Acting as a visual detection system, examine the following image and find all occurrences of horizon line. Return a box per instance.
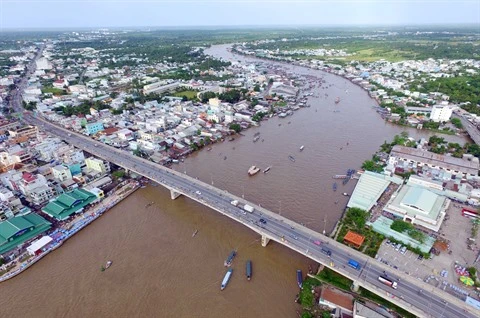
[1,23,478,32]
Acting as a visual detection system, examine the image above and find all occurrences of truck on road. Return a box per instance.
[378,276,398,289]
[243,204,254,213]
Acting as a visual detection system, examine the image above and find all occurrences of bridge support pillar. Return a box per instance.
[170,189,182,200]
[351,280,360,292]
[261,235,270,247]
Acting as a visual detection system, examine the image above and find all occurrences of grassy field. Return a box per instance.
[42,86,66,95]
[173,90,198,100]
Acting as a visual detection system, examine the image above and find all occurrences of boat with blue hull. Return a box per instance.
[297,269,303,289]
[224,250,236,267]
[246,260,252,281]
[332,183,337,191]
[221,269,233,291]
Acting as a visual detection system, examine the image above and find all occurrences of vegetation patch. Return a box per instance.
[316,268,352,291]
[390,220,426,244]
[173,90,198,100]
[336,208,385,257]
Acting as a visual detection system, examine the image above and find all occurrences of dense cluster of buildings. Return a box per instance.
[0,119,113,258]
[346,136,480,254]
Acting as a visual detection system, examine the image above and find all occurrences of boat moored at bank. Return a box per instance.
[296,269,303,289]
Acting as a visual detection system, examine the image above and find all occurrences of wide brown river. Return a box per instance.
[1,44,468,318]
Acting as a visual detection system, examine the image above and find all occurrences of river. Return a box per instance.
[0,44,469,318]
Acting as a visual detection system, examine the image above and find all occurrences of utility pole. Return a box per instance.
[323,216,327,235]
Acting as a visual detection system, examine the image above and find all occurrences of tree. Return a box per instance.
[112,170,126,179]
[253,84,260,92]
[229,123,241,133]
[346,208,368,229]
[200,91,216,103]
[451,118,463,129]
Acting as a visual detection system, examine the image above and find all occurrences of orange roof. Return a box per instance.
[320,287,354,310]
[344,230,365,246]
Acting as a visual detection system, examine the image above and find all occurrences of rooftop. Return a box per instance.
[0,213,52,254]
[347,171,402,212]
[391,145,479,176]
[42,188,96,221]
[386,185,447,223]
[343,230,365,247]
[367,216,435,253]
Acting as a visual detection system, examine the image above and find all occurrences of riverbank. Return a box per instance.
[0,179,140,283]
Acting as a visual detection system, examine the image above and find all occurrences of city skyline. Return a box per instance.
[1,0,479,29]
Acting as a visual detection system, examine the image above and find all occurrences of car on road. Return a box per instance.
[291,234,298,240]
[195,191,201,195]
[259,218,267,224]
[313,240,321,246]
[321,248,332,257]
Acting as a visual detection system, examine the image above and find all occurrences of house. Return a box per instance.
[318,286,354,316]
[53,79,68,89]
[85,157,110,175]
[85,122,104,135]
[343,231,365,249]
[117,128,134,141]
[18,172,55,205]
[52,165,73,182]
[353,301,394,318]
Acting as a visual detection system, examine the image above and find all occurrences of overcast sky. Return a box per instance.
[1,0,479,29]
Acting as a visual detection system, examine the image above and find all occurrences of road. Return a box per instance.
[453,113,480,145]
[10,45,479,318]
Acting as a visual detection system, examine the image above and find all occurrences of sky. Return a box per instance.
[0,0,479,29]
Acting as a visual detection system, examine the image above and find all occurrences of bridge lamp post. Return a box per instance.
[278,200,282,216]
[210,174,214,185]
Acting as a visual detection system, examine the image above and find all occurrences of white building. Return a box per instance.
[52,165,73,182]
[85,157,111,175]
[430,105,453,123]
[36,57,52,70]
